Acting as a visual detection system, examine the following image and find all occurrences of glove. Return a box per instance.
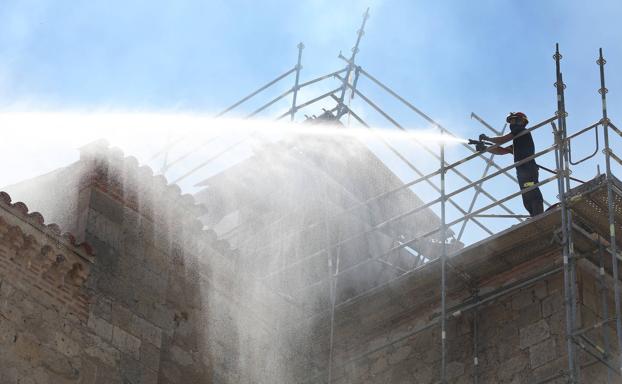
[475,142,487,152]
[479,133,491,142]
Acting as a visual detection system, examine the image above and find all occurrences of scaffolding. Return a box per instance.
[150,10,622,384]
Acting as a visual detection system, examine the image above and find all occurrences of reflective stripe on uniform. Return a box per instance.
[523,181,535,187]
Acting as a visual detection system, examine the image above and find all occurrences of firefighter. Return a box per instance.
[479,112,544,217]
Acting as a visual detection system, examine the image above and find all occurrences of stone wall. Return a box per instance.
[0,192,94,383]
[0,142,296,384]
[295,256,619,384]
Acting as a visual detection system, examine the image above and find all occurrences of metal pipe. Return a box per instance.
[608,121,622,138]
[326,201,339,383]
[277,87,342,120]
[458,123,510,240]
[297,68,348,89]
[598,236,613,384]
[388,175,558,255]
[573,317,615,338]
[573,335,621,376]
[561,68,582,381]
[301,266,563,384]
[440,131,448,383]
[261,160,559,287]
[351,64,547,189]
[216,67,296,117]
[473,290,479,384]
[553,44,577,383]
[471,214,531,219]
[336,8,369,119]
[171,137,250,184]
[161,135,222,172]
[604,149,622,167]
[290,43,304,121]
[246,87,295,118]
[598,47,622,377]
[335,74,528,219]
[340,103,494,236]
[471,112,502,136]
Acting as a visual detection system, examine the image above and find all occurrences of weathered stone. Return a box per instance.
[140,342,161,372]
[84,340,121,367]
[534,281,548,300]
[518,301,542,328]
[54,332,81,357]
[130,314,163,348]
[542,292,563,318]
[88,315,113,342]
[530,356,567,383]
[512,289,535,310]
[529,337,557,368]
[498,353,528,381]
[519,320,550,349]
[369,354,388,376]
[112,326,141,359]
[446,361,464,380]
[169,344,194,367]
[14,332,42,362]
[388,345,412,365]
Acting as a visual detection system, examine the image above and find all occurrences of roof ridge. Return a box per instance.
[0,190,95,258]
[79,140,237,259]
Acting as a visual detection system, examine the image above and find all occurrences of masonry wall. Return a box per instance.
[295,260,619,384]
[0,205,94,383]
[0,144,297,384]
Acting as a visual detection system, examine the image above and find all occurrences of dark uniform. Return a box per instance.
[510,122,544,217]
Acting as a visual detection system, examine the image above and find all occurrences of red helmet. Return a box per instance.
[506,112,528,125]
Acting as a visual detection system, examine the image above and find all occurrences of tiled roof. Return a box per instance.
[78,140,236,257]
[0,190,95,259]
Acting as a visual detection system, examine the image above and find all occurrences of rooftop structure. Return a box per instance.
[1,9,622,384]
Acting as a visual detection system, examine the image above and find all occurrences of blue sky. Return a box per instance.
[1,0,621,244]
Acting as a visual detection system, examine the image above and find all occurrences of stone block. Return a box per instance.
[512,289,535,310]
[140,342,161,372]
[529,356,566,383]
[529,337,557,368]
[446,361,464,380]
[112,326,141,359]
[88,315,113,342]
[542,293,563,318]
[84,340,120,368]
[519,320,550,349]
[388,345,412,365]
[498,352,528,381]
[518,302,542,328]
[91,296,112,322]
[169,344,194,367]
[54,332,81,357]
[130,315,163,348]
[14,332,42,362]
[142,368,159,384]
[534,281,548,300]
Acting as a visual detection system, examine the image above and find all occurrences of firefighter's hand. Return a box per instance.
[475,142,487,152]
[479,133,491,142]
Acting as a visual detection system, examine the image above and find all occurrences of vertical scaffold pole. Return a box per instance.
[472,291,479,384]
[290,42,304,121]
[336,8,369,119]
[554,43,577,383]
[598,238,613,384]
[598,47,622,376]
[440,130,448,383]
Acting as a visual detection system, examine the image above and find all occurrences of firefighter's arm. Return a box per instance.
[487,145,513,155]
[482,132,513,145]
